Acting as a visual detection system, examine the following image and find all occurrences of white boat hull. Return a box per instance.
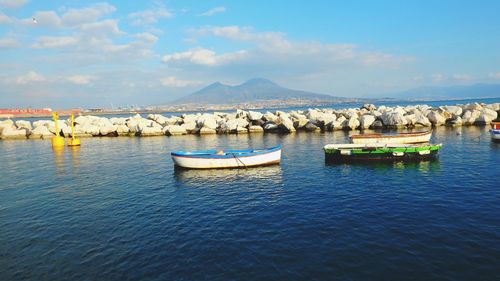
[350,131,432,144]
[172,149,281,169]
[491,129,500,140]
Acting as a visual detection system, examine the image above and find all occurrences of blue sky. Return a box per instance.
[1,0,500,108]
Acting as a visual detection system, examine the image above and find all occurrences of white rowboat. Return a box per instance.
[171,145,282,169]
[350,130,432,144]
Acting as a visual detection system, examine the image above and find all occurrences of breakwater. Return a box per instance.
[0,102,499,139]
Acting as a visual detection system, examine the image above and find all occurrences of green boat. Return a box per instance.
[323,143,442,163]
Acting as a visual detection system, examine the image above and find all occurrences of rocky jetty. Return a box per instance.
[1,102,499,140]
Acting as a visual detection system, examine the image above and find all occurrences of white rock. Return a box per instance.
[427,111,446,126]
[278,115,296,132]
[163,125,187,136]
[360,115,376,129]
[15,120,32,130]
[464,103,483,111]
[380,112,407,127]
[197,114,217,130]
[140,124,163,136]
[226,118,249,132]
[30,125,54,139]
[247,111,263,121]
[1,126,28,139]
[263,112,279,123]
[462,110,481,125]
[345,116,360,130]
[304,121,321,132]
[199,127,217,134]
[116,125,130,136]
[441,106,463,118]
[182,121,197,132]
[249,125,264,133]
[414,112,432,127]
[263,122,279,131]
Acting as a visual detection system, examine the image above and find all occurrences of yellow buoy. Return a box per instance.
[67,114,81,147]
[51,112,65,148]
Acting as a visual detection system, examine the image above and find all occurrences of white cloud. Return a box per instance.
[134,32,158,43]
[61,3,116,27]
[80,19,123,37]
[199,7,226,17]
[16,71,46,84]
[66,75,95,85]
[160,76,201,87]
[190,26,412,67]
[452,74,472,81]
[488,72,500,80]
[432,73,444,82]
[162,47,247,66]
[32,36,77,48]
[0,0,29,9]
[0,12,14,24]
[28,11,61,27]
[128,8,172,26]
[0,38,20,48]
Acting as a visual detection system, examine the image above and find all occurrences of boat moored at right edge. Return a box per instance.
[491,122,500,142]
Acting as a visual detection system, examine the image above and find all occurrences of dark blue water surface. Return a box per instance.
[1,127,499,280]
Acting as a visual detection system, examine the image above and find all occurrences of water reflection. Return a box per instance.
[52,146,65,174]
[68,145,81,172]
[174,164,283,185]
[326,158,441,173]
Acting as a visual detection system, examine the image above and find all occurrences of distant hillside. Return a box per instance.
[172,78,350,105]
[389,83,500,100]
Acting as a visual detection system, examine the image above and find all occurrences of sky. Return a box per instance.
[1,0,500,108]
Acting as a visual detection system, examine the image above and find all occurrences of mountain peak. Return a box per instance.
[241,78,278,87]
[172,78,344,105]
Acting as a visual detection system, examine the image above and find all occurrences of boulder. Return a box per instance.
[15,120,32,130]
[464,103,482,111]
[226,118,249,133]
[116,125,130,136]
[0,126,28,139]
[110,117,128,126]
[441,106,463,118]
[263,122,279,132]
[304,121,321,132]
[380,112,407,128]
[247,111,263,121]
[475,109,497,125]
[248,125,264,133]
[446,116,463,127]
[462,110,481,125]
[163,125,187,136]
[263,112,279,123]
[197,114,217,130]
[371,120,384,129]
[360,115,376,129]
[140,124,164,136]
[278,115,296,133]
[30,125,54,139]
[413,112,432,127]
[182,121,198,132]
[361,103,377,111]
[345,116,360,130]
[199,127,217,134]
[427,111,446,126]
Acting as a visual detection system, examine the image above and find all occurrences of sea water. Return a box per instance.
[0,126,499,280]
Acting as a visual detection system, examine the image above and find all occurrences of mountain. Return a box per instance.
[387,83,500,100]
[172,78,349,105]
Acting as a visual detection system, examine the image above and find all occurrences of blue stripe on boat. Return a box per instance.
[171,145,281,159]
[492,129,500,135]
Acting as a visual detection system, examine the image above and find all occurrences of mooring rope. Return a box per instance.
[230,153,247,168]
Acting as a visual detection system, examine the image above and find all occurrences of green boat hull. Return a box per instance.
[324,144,442,163]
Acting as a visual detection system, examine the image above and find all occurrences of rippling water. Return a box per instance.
[1,127,499,280]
